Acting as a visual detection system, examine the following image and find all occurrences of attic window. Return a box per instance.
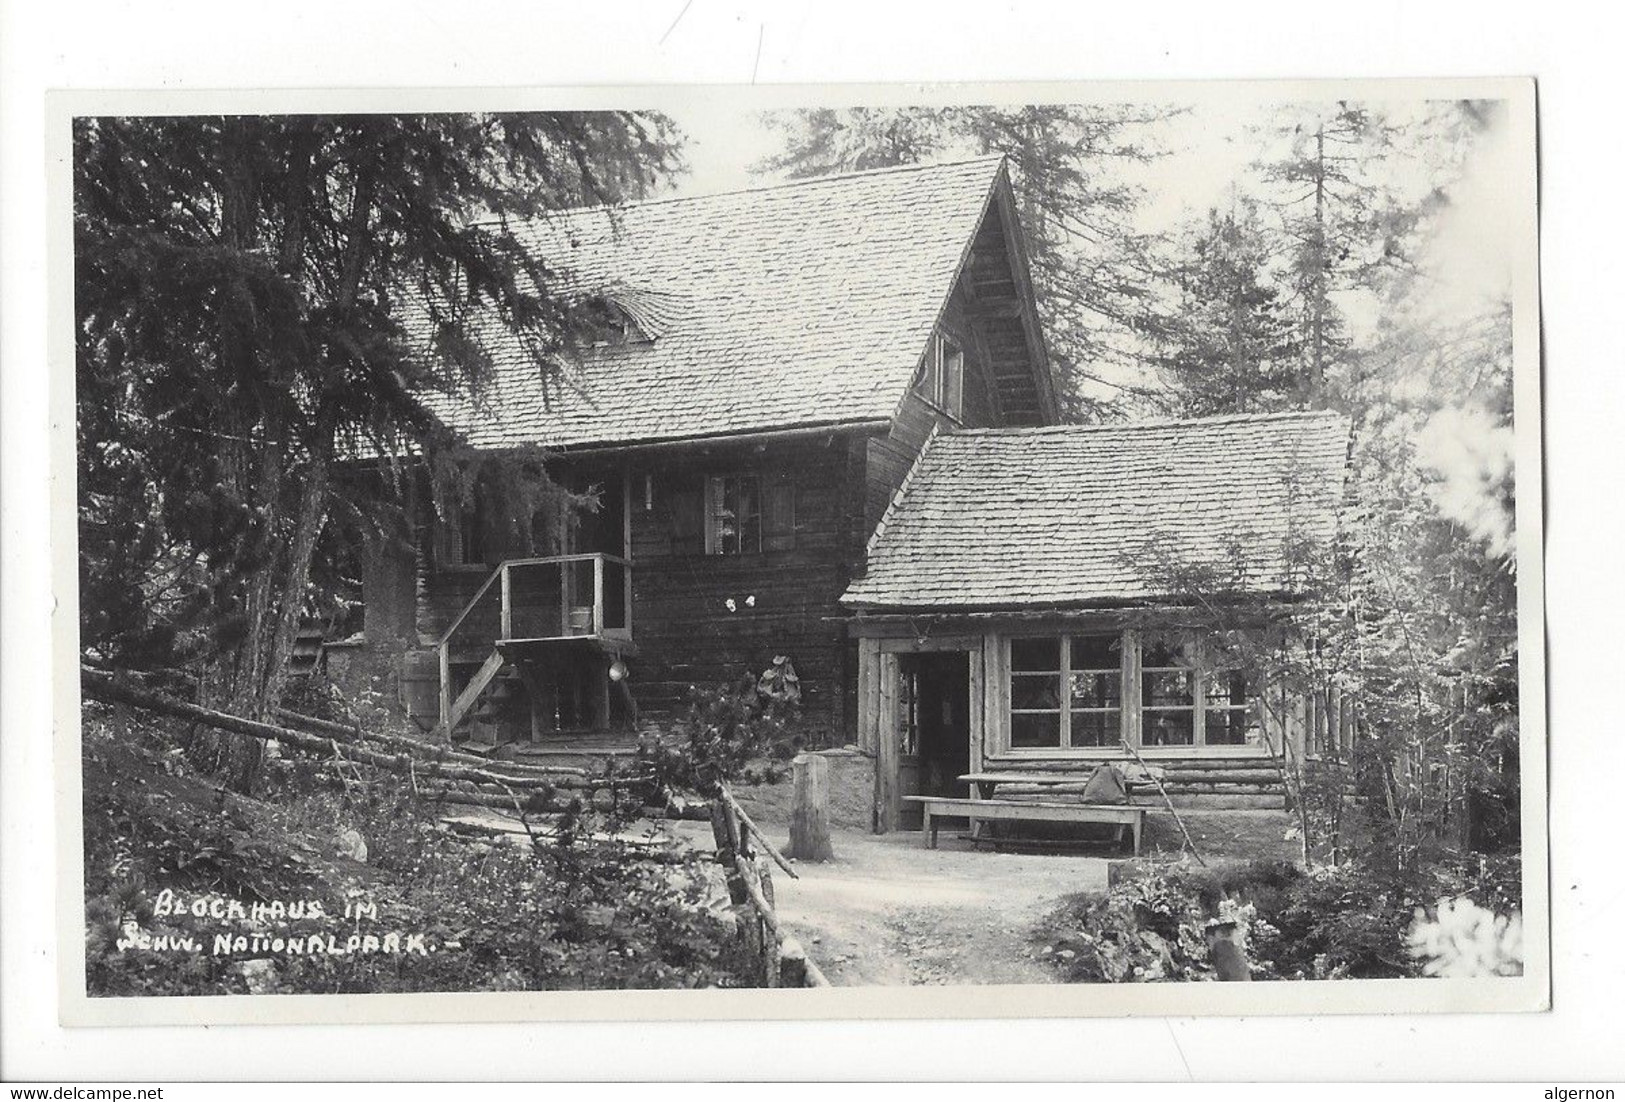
[916,331,965,418]
[570,297,649,348]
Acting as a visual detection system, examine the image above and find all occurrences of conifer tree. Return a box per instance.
[1155,198,1301,416]
[75,112,682,791]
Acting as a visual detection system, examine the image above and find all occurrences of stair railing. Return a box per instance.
[435,563,505,733]
[434,553,635,735]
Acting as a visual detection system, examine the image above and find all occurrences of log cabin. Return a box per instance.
[841,411,1352,831]
[338,156,1056,762]
[335,154,1353,835]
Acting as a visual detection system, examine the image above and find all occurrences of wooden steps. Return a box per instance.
[436,649,508,741]
[286,622,327,678]
[504,734,638,770]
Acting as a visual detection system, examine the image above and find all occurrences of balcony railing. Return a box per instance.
[436,553,633,654]
[435,553,632,737]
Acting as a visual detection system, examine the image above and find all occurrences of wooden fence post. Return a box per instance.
[711,799,748,906]
[787,753,836,861]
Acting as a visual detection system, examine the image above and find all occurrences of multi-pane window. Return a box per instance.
[1067,634,1122,747]
[1203,667,1254,745]
[916,330,966,419]
[696,473,796,556]
[1006,632,1257,753]
[704,475,760,555]
[1009,635,1122,749]
[1009,638,1063,748]
[1141,639,1197,747]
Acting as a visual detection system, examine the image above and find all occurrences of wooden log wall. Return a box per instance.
[625,436,857,723]
[362,229,1047,740]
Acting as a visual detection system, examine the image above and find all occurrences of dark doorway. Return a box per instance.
[898,652,972,826]
[573,473,627,558]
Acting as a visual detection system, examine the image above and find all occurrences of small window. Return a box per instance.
[695,473,795,555]
[705,475,761,555]
[437,492,488,567]
[915,330,966,419]
[941,336,964,418]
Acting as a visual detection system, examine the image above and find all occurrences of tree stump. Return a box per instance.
[779,936,810,987]
[786,753,836,862]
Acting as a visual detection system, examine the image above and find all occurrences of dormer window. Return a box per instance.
[916,330,965,419]
[570,296,649,348]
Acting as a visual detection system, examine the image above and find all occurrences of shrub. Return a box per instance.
[1039,856,1525,983]
[1037,862,1277,983]
[638,670,802,799]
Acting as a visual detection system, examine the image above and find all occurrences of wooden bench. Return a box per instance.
[902,796,1146,855]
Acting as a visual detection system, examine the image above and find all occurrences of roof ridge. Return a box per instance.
[948,409,1347,437]
[485,155,1008,224]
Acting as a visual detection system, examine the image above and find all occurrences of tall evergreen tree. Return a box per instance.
[1253,104,1377,404]
[75,112,682,791]
[1155,198,1301,416]
[756,107,948,176]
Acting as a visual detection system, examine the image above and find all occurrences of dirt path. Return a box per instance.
[458,811,1113,987]
[667,822,1111,986]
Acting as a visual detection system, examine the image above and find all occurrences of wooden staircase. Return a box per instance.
[438,649,509,742]
[287,621,328,678]
[431,555,638,747]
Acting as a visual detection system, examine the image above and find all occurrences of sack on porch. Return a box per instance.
[1080,762,1129,805]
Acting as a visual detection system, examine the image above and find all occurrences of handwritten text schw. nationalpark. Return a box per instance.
[113,890,458,958]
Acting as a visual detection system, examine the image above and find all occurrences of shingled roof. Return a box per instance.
[416,156,1016,450]
[842,411,1352,610]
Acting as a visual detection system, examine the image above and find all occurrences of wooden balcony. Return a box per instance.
[437,554,632,650]
[434,554,633,739]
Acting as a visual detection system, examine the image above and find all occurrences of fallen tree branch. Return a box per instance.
[274,707,591,778]
[286,762,585,814]
[83,668,650,797]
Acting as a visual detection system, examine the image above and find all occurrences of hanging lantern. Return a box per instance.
[608,657,628,682]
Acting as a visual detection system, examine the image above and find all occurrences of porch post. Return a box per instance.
[1122,627,1141,752]
[499,562,512,640]
[874,651,900,834]
[592,554,605,637]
